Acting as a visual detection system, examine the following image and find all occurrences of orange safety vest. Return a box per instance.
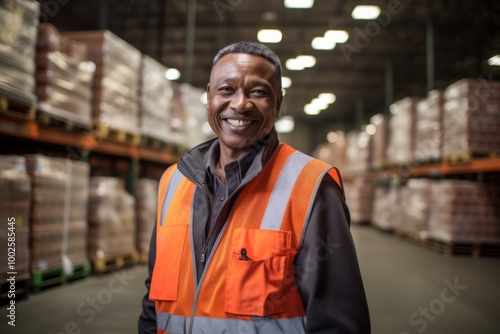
[150,144,343,334]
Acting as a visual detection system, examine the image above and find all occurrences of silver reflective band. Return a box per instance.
[260,152,314,231]
[157,312,306,334]
[160,168,184,226]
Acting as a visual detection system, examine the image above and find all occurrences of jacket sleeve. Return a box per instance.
[294,175,371,334]
[138,225,157,334]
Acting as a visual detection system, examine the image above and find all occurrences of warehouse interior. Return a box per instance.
[1,0,500,333]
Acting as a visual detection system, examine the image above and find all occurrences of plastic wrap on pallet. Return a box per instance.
[443,79,500,155]
[313,131,347,173]
[344,177,375,224]
[345,131,371,174]
[88,177,136,260]
[139,55,173,143]
[429,180,500,243]
[396,179,435,240]
[180,83,212,149]
[371,186,400,231]
[63,30,141,134]
[36,24,95,127]
[0,0,39,104]
[414,90,444,163]
[386,97,420,165]
[369,114,388,170]
[136,178,159,254]
[169,84,188,148]
[0,155,31,279]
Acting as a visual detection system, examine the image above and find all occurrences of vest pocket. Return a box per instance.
[225,228,291,317]
[149,224,188,301]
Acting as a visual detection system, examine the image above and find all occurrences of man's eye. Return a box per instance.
[251,89,268,96]
[219,86,233,92]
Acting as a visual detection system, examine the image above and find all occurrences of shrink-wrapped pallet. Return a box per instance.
[369,114,388,170]
[396,179,434,240]
[371,185,400,231]
[36,24,95,128]
[443,79,500,155]
[313,131,347,173]
[414,90,444,163]
[63,30,141,134]
[0,0,40,105]
[139,55,173,143]
[88,177,136,259]
[429,180,500,243]
[136,179,159,255]
[386,97,420,165]
[179,83,212,149]
[0,155,31,279]
[344,178,375,224]
[345,131,371,174]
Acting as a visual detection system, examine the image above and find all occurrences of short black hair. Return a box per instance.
[213,41,282,87]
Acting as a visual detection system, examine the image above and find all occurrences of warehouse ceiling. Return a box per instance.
[43,0,500,132]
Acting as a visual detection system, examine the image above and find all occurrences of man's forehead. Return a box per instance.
[211,53,278,77]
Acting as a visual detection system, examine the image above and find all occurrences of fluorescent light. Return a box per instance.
[286,58,304,70]
[275,116,295,133]
[324,30,349,43]
[352,5,381,20]
[296,55,316,68]
[318,93,336,104]
[200,92,208,104]
[311,98,328,110]
[370,113,384,125]
[165,68,180,80]
[304,103,320,115]
[327,131,338,143]
[365,124,377,135]
[488,55,500,66]
[257,29,282,43]
[281,76,292,88]
[312,37,336,50]
[284,0,314,9]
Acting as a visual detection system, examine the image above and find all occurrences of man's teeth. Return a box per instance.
[227,119,252,127]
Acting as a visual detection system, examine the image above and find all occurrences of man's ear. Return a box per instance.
[275,90,283,118]
[206,83,211,110]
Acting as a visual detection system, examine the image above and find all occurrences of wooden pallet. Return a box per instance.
[138,251,149,264]
[0,96,36,120]
[443,150,498,164]
[96,123,141,145]
[37,110,92,132]
[395,230,427,247]
[92,251,139,274]
[140,135,172,150]
[66,261,92,282]
[424,238,500,257]
[0,274,30,305]
[412,157,442,166]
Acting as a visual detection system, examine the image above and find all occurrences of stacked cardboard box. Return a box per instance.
[429,180,500,243]
[25,155,67,273]
[371,185,400,231]
[369,113,388,170]
[0,155,31,279]
[396,179,434,240]
[136,178,159,255]
[180,83,211,149]
[313,131,347,173]
[0,0,39,105]
[169,84,188,149]
[386,97,420,165]
[36,24,95,128]
[345,131,371,174]
[63,30,141,134]
[414,90,444,163]
[344,177,375,224]
[88,177,136,259]
[139,55,173,143]
[443,79,500,155]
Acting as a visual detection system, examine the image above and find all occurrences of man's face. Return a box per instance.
[207,53,282,154]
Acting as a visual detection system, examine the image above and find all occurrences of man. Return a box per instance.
[139,41,370,334]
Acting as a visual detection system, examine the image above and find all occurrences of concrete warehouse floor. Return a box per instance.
[1,225,499,334]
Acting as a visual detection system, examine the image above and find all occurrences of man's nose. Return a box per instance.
[229,90,253,112]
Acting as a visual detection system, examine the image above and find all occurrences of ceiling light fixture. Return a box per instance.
[351,5,381,20]
[304,103,320,115]
[275,116,295,133]
[257,29,282,43]
[311,37,336,50]
[281,76,292,88]
[165,68,180,80]
[324,30,349,43]
[286,55,316,70]
[318,93,336,104]
[284,0,314,9]
[488,55,500,66]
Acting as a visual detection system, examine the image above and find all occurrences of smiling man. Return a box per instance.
[139,41,370,334]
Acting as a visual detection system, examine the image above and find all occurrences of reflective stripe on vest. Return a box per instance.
[151,144,344,334]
